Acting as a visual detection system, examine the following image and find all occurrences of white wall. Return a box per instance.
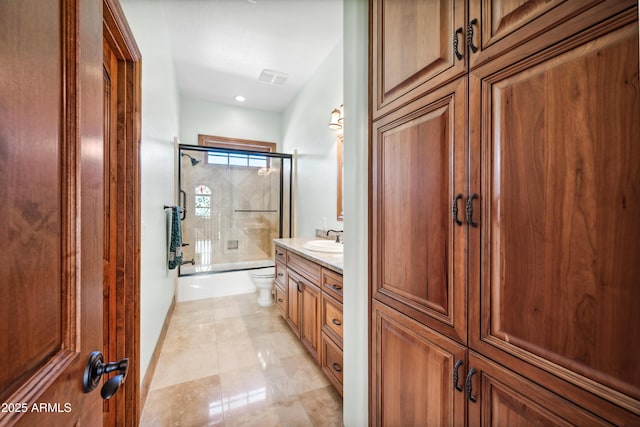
[121,1,180,385]
[179,95,282,147]
[282,40,344,237]
[343,0,369,425]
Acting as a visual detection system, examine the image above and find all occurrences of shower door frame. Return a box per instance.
[177,144,293,276]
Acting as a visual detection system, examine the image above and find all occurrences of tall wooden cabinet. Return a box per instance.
[370,1,640,425]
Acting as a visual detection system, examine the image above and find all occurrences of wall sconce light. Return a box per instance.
[329,104,344,130]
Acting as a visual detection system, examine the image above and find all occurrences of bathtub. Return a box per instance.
[176,263,274,302]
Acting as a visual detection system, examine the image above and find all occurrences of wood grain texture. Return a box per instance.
[102,1,142,423]
[468,352,615,426]
[321,293,343,348]
[372,77,467,344]
[300,280,321,362]
[371,302,466,427]
[287,271,301,338]
[321,334,344,396]
[469,17,640,412]
[468,0,634,69]
[0,1,63,403]
[1,0,105,425]
[372,0,466,118]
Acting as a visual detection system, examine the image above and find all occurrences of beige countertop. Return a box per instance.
[273,238,343,274]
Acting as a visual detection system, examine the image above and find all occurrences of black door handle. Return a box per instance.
[452,194,463,226]
[453,27,463,60]
[467,18,478,53]
[465,367,478,403]
[466,193,479,228]
[83,351,129,400]
[453,359,463,392]
[179,189,187,220]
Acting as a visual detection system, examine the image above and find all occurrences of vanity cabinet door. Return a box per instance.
[300,280,321,362]
[371,77,468,344]
[286,270,301,338]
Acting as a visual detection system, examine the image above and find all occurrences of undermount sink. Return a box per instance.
[303,240,344,253]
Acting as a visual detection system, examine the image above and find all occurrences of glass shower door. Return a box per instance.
[178,146,291,275]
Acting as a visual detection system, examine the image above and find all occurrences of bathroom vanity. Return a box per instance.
[273,238,343,396]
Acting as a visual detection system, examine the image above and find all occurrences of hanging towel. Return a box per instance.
[167,206,183,270]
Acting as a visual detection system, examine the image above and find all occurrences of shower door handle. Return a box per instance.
[179,190,187,220]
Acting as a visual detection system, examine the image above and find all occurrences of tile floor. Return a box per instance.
[140,292,343,426]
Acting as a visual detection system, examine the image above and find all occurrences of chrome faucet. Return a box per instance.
[326,229,343,243]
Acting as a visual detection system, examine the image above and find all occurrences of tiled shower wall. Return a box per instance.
[180,151,282,271]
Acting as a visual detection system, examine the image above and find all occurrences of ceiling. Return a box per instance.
[133,0,343,112]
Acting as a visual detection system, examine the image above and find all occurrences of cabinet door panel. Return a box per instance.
[372,302,466,427]
[469,19,640,411]
[468,0,633,69]
[287,271,301,338]
[300,280,321,361]
[467,352,622,426]
[372,78,467,343]
[372,0,466,118]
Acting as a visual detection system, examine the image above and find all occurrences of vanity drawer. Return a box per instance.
[275,260,286,287]
[275,244,287,263]
[321,293,343,347]
[322,268,343,302]
[275,285,287,319]
[288,251,321,284]
[321,333,343,395]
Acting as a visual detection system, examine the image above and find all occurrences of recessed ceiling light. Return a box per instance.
[235,95,246,102]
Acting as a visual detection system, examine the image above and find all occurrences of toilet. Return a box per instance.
[251,267,275,306]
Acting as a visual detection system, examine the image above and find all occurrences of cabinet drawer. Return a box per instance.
[288,251,321,284]
[321,333,343,395]
[322,268,343,302]
[275,260,286,287]
[275,245,287,263]
[275,286,287,319]
[321,293,343,347]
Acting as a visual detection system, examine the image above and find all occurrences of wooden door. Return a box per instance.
[468,13,640,416]
[466,352,627,426]
[467,0,634,69]
[0,0,104,425]
[371,77,468,344]
[371,0,466,118]
[300,280,321,362]
[103,35,119,427]
[287,271,301,338]
[371,301,467,427]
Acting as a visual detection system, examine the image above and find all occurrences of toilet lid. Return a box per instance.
[252,267,275,278]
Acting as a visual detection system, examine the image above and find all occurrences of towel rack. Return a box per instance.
[163,205,187,219]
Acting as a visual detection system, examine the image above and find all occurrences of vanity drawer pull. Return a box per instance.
[330,284,342,291]
[332,363,342,373]
[278,298,283,303]
[332,318,342,326]
[277,272,283,277]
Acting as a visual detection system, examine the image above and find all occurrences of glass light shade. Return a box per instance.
[329,108,342,129]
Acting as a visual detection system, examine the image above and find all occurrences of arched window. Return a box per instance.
[194,184,211,218]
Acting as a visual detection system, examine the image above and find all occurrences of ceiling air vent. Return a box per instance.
[258,69,288,85]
